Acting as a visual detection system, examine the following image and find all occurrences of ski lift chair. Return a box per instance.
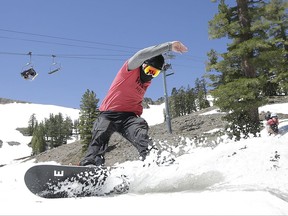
[21,52,38,80]
[48,55,61,74]
[21,67,38,80]
[48,65,61,74]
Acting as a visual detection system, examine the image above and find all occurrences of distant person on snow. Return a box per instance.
[266,113,279,136]
[79,41,188,167]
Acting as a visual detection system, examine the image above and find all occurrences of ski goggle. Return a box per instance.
[143,65,161,77]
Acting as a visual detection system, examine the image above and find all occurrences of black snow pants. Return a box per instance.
[80,111,152,166]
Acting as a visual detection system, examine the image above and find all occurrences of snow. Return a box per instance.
[141,103,166,126]
[0,103,79,165]
[1,102,288,215]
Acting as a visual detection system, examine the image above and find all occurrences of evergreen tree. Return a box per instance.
[170,87,184,117]
[206,0,287,139]
[78,89,100,152]
[43,113,74,148]
[54,113,66,146]
[263,0,288,94]
[44,113,59,148]
[29,112,76,154]
[27,113,37,136]
[195,78,210,110]
[73,119,80,138]
[31,123,46,155]
[185,85,197,114]
[63,116,73,141]
[170,84,207,118]
[44,113,54,147]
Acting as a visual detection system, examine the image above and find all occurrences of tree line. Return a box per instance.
[28,90,99,155]
[169,78,210,118]
[29,113,78,155]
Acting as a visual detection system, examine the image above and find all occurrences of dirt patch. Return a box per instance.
[29,106,227,166]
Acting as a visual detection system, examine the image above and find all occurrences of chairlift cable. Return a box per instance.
[0,51,130,60]
[0,28,139,50]
[0,36,134,53]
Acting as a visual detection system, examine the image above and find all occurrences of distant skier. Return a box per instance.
[266,113,279,135]
[79,41,188,167]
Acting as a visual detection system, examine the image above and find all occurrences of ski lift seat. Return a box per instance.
[48,55,61,74]
[21,68,38,80]
[48,65,61,74]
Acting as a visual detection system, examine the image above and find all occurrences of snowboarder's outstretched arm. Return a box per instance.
[127,41,188,70]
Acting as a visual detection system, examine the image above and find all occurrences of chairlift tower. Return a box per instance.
[162,53,175,134]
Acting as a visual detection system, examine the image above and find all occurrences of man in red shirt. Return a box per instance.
[266,113,279,135]
[79,41,188,166]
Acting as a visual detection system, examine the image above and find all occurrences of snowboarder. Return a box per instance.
[79,41,188,167]
[266,113,279,135]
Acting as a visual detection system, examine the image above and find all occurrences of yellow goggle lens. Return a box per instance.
[143,65,161,77]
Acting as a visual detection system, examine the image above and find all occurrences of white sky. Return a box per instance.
[0,102,288,215]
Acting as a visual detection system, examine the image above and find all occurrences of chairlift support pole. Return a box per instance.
[162,52,175,134]
[27,51,32,65]
[162,67,172,134]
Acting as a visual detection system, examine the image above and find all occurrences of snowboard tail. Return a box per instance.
[24,164,129,198]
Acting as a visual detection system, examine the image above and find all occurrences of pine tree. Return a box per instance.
[264,0,288,94]
[43,113,74,148]
[185,85,197,114]
[169,88,182,118]
[54,113,65,147]
[195,78,210,110]
[78,89,100,152]
[63,116,73,142]
[44,113,58,148]
[73,119,80,138]
[31,123,46,155]
[169,84,207,118]
[206,0,287,140]
[27,113,37,136]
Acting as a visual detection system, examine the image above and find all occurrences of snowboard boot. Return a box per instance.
[79,155,105,167]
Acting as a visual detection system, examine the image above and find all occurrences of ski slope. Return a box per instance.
[0,102,288,215]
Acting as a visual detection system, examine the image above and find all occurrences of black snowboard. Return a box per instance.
[24,164,130,198]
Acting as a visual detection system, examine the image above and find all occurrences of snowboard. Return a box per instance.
[24,164,130,198]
